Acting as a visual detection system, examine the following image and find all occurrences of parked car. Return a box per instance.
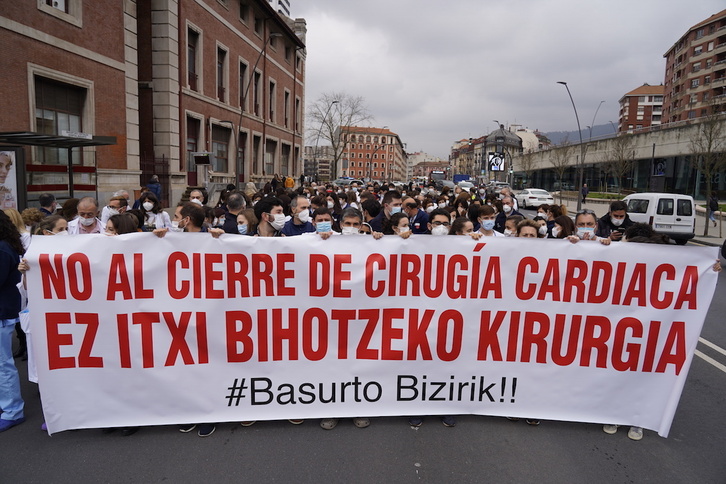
[516,189,555,208]
[332,178,364,187]
[457,181,475,190]
[622,192,695,245]
[486,181,510,196]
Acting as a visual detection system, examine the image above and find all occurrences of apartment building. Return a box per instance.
[338,127,407,182]
[662,8,726,123]
[618,83,664,133]
[0,0,306,207]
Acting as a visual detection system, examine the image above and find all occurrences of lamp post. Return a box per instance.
[233,32,283,187]
[557,81,585,212]
[588,100,605,141]
[313,99,339,182]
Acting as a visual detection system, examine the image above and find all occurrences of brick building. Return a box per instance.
[0,0,306,208]
[337,126,407,182]
[662,8,726,124]
[618,83,664,133]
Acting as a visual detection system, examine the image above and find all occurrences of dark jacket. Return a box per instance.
[595,213,634,239]
[0,241,21,320]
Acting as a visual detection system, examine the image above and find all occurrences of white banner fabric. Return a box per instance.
[24,233,719,436]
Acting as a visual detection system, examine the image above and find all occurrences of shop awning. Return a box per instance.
[0,131,116,148]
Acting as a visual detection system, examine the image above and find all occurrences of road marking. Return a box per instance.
[699,337,726,358]
[695,350,726,374]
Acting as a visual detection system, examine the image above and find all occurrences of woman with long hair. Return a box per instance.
[138,192,171,230]
[0,210,25,432]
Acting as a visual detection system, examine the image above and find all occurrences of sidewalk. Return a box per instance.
[552,194,725,248]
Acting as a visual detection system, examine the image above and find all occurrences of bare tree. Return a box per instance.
[601,134,635,193]
[307,92,373,180]
[549,139,573,204]
[517,150,537,188]
[689,101,726,236]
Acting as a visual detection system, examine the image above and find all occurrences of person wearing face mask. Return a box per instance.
[494,196,523,234]
[137,193,171,231]
[402,197,429,234]
[426,208,451,236]
[551,215,575,239]
[101,195,129,226]
[281,196,315,236]
[474,205,505,237]
[253,196,286,237]
[369,190,403,233]
[503,215,523,237]
[221,193,247,235]
[325,192,343,225]
[234,209,257,236]
[67,197,104,234]
[595,201,633,241]
[567,210,611,245]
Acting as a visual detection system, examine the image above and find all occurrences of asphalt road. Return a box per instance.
[1,256,725,483]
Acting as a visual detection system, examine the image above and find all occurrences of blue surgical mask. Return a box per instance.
[481,220,496,231]
[390,206,402,215]
[577,227,595,239]
[316,221,332,233]
[237,224,248,235]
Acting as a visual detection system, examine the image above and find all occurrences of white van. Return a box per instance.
[622,193,696,245]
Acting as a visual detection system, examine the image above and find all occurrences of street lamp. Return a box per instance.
[557,81,585,212]
[589,100,605,141]
[313,100,339,182]
[233,32,283,186]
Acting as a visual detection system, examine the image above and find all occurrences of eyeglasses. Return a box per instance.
[576,209,595,215]
[431,221,451,227]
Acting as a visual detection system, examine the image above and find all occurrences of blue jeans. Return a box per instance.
[0,318,24,421]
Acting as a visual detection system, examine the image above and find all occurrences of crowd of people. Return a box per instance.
[0,178,721,440]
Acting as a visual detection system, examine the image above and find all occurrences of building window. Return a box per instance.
[239,0,249,22]
[284,90,290,128]
[268,79,276,122]
[253,71,261,116]
[254,15,263,36]
[188,28,200,91]
[694,45,702,56]
[38,0,82,27]
[217,47,227,103]
[691,79,699,88]
[35,76,85,165]
[653,96,663,103]
[211,125,230,172]
[186,116,200,171]
[705,75,711,84]
[239,61,248,109]
[285,45,292,63]
[695,28,704,39]
[295,97,301,131]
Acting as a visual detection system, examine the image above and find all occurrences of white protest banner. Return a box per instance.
[24,233,719,436]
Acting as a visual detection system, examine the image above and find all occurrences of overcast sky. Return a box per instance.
[291,0,724,158]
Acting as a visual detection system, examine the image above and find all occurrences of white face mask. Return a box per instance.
[80,217,95,227]
[552,226,560,238]
[577,227,595,239]
[537,212,546,218]
[538,225,548,236]
[142,201,154,211]
[190,198,203,206]
[54,230,69,236]
[108,208,120,216]
[438,203,446,209]
[327,201,334,209]
[431,225,448,236]
[503,229,513,237]
[425,205,434,213]
[170,220,183,232]
[611,217,624,227]
[503,204,512,214]
[341,226,359,236]
[297,209,311,223]
[270,213,286,231]
[397,226,411,235]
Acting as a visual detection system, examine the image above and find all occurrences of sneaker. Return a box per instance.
[0,417,25,433]
[353,417,370,428]
[409,417,423,427]
[627,426,643,441]
[320,418,338,430]
[603,424,619,435]
[198,423,215,437]
[525,419,540,426]
[288,419,304,425]
[178,424,196,433]
[441,416,456,427]
[240,421,256,427]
